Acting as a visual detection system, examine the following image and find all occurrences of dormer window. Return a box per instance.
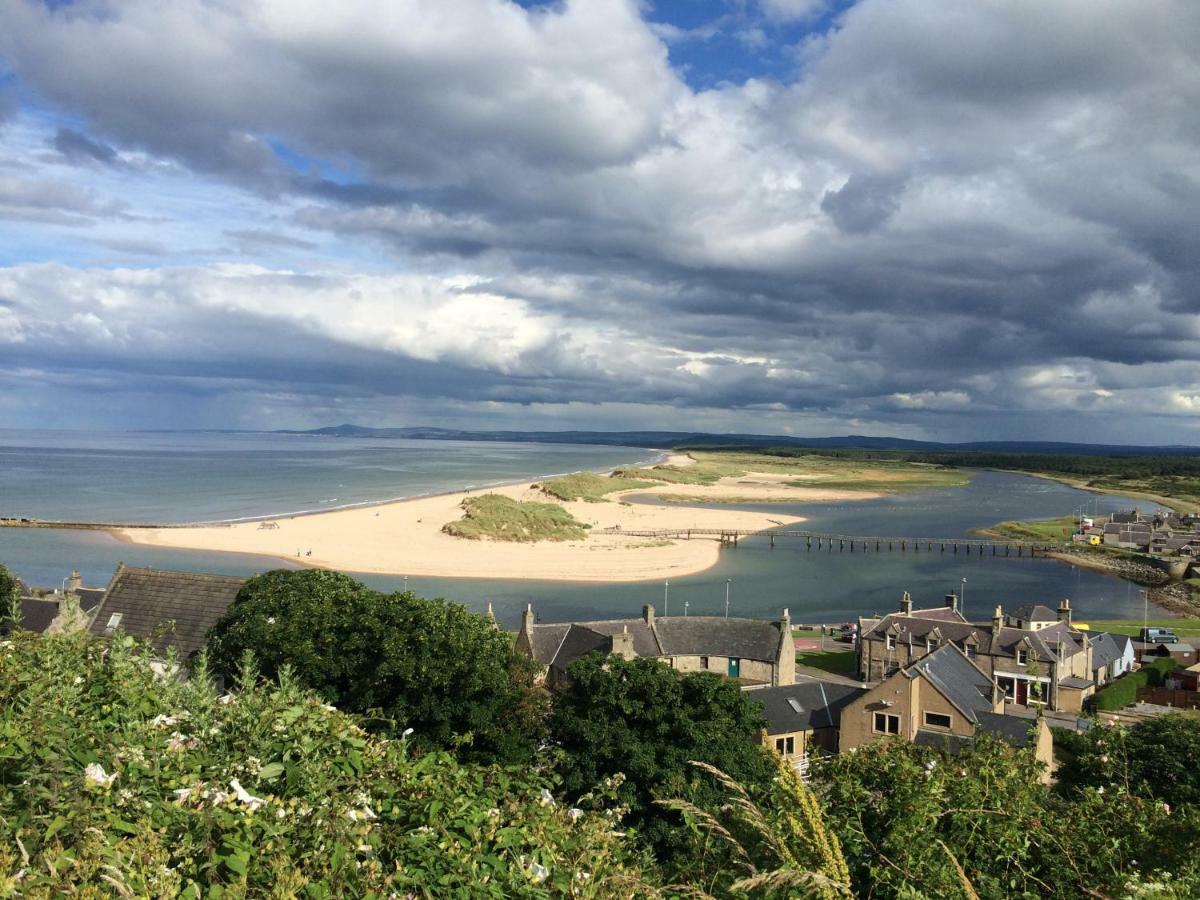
[926,637,938,652]
[964,643,978,660]
[886,635,897,650]
[1016,649,1029,666]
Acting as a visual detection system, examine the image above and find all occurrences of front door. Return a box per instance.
[1016,680,1029,706]
[728,657,741,678]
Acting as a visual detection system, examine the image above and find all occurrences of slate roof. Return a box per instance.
[87,566,247,659]
[75,588,106,614]
[862,610,1088,664]
[906,644,995,724]
[913,713,1038,753]
[1090,632,1120,671]
[1009,604,1057,623]
[525,614,784,672]
[1058,676,1095,690]
[754,679,867,735]
[1,598,61,635]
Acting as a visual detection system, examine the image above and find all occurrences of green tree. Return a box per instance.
[549,654,776,869]
[206,569,545,764]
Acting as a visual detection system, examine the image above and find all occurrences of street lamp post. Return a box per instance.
[725,579,731,619]
[684,599,690,617]
[664,580,670,617]
[403,575,408,593]
[961,577,967,618]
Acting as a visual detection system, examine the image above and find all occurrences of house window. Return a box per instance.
[997,677,1016,702]
[699,656,709,670]
[1016,650,1029,666]
[886,635,896,650]
[774,736,795,755]
[926,638,938,652]
[924,712,952,729]
[873,713,900,735]
[964,644,977,659]
[103,612,123,636]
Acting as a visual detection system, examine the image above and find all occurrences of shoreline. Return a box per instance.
[109,452,900,583]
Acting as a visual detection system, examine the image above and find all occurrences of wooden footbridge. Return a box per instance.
[600,526,1058,557]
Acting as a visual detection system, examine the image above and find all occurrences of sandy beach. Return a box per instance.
[116,455,880,582]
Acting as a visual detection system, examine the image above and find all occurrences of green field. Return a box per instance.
[976,515,1077,543]
[442,493,589,542]
[1080,618,1200,638]
[795,649,859,676]
[536,472,657,502]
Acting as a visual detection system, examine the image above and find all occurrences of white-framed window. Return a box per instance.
[926,637,939,652]
[1016,649,1029,666]
[886,635,896,650]
[873,712,900,735]
[924,711,952,729]
[775,736,795,755]
[997,676,1016,702]
[965,644,978,659]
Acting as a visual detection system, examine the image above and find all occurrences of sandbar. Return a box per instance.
[116,455,882,582]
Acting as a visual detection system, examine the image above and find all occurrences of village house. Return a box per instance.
[3,569,106,637]
[1089,631,1136,686]
[87,564,247,660]
[515,603,795,688]
[858,593,1096,713]
[840,643,1054,777]
[754,677,866,765]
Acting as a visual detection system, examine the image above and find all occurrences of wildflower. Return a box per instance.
[73,676,84,685]
[924,760,937,774]
[230,778,265,812]
[529,862,549,883]
[84,763,117,788]
[150,714,177,728]
[345,804,378,822]
[218,693,235,705]
[567,808,584,822]
[402,727,414,739]
[322,704,337,712]
[487,808,501,818]
[166,732,194,752]
[1100,754,1109,763]
[538,788,554,806]
[1162,802,1172,814]
[173,787,195,803]
[266,616,276,625]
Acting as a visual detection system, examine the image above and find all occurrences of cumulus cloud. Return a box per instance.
[0,0,1198,439]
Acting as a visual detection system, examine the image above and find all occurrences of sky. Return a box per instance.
[0,0,1198,443]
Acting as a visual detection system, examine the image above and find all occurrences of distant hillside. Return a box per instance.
[278,424,1200,457]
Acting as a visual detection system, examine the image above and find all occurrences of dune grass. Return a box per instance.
[976,515,1078,543]
[442,493,590,542]
[536,472,657,502]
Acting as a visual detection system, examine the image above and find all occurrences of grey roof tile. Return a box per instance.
[908,645,994,723]
[87,566,246,659]
[753,680,867,734]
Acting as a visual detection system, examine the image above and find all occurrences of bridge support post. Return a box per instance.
[953,544,958,554]
[806,537,811,550]
[769,534,774,548]
[901,540,906,552]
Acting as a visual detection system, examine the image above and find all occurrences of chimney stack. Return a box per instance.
[485,601,497,626]
[522,603,535,635]
[993,605,1004,632]
[900,592,913,615]
[944,593,959,612]
[643,603,655,626]
[68,569,83,594]
[611,624,636,660]
[782,607,791,627]
[1057,597,1072,625]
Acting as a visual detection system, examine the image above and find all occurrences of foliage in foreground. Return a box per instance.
[443,493,591,542]
[815,734,1200,899]
[206,569,545,764]
[550,654,777,870]
[0,631,652,898]
[1055,713,1200,806]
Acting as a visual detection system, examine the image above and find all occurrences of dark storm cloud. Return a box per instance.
[51,127,118,166]
[0,0,1198,438]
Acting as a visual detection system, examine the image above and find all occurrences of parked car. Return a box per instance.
[836,623,858,643]
[1141,626,1180,644]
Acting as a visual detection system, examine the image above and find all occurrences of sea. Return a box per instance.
[0,429,1166,628]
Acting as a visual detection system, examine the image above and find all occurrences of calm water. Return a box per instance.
[0,430,1165,627]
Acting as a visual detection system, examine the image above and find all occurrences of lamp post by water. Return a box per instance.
[725,579,732,619]
[403,575,408,593]
[664,580,670,617]
[961,577,967,618]
[684,599,690,617]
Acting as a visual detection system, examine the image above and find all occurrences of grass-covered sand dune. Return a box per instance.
[441,493,590,542]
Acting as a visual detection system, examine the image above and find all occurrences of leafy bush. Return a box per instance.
[1092,657,1176,710]
[443,493,590,542]
[207,569,546,764]
[0,631,653,897]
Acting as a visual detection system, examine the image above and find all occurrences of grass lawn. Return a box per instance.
[1080,618,1200,638]
[442,493,589,542]
[795,649,859,676]
[536,472,657,502]
[975,515,1077,543]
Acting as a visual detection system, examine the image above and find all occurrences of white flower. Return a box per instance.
[487,808,501,818]
[925,760,937,774]
[84,763,117,787]
[229,778,265,812]
[345,804,377,822]
[166,732,194,752]
[321,704,337,712]
[266,616,276,625]
[218,694,236,705]
[402,727,414,738]
[150,714,177,728]
[173,787,194,803]
[73,676,84,685]
[529,862,549,883]
[567,808,584,822]
[538,788,555,806]
[1162,802,1172,814]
